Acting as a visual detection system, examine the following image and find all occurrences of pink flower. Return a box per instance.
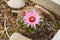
[23,10,41,29]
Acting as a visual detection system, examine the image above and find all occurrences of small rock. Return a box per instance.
[51,0,60,5]
[52,29,60,40]
[7,0,25,9]
[10,32,31,40]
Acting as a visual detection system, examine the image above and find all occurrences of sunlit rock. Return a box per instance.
[7,0,25,8]
[52,30,60,40]
[10,32,31,40]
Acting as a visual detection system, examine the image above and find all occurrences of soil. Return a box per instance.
[0,0,60,40]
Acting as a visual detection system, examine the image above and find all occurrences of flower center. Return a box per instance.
[29,16,35,22]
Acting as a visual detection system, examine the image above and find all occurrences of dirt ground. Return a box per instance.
[0,0,60,40]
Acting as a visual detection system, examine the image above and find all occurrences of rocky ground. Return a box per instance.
[0,0,60,40]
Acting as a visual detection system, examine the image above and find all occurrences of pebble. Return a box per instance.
[7,0,25,9]
[52,29,60,40]
[10,32,31,40]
